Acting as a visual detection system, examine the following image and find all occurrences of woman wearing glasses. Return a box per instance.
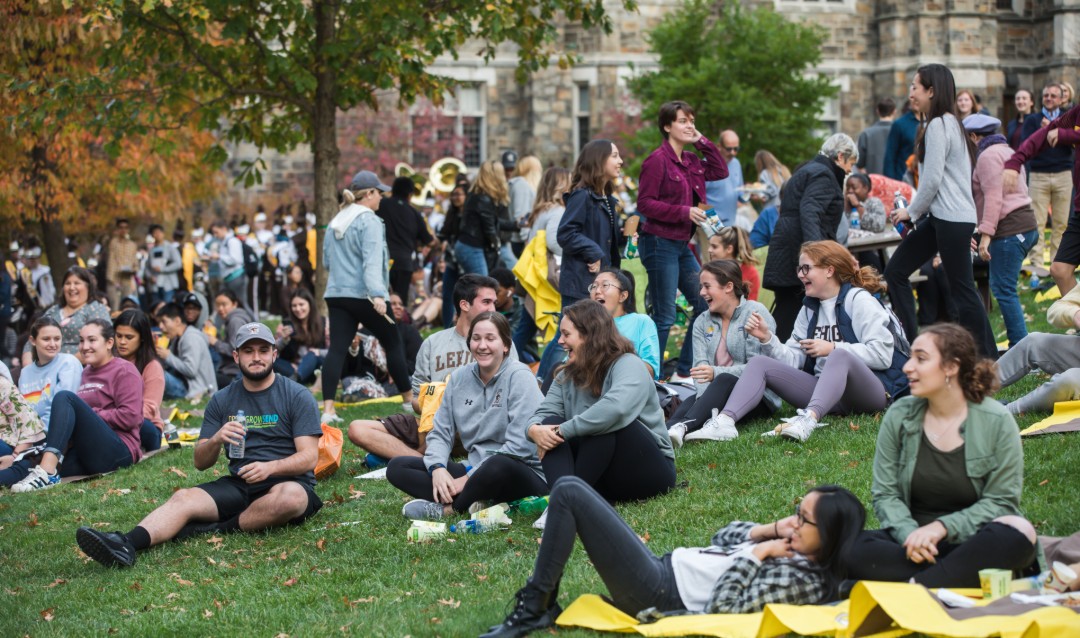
[588,269,660,379]
[844,324,1037,587]
[480,478,865,638]
[699,241,909,444]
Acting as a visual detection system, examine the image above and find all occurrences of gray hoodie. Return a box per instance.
[165,324,219,399]
[691,299,781,412]
[424,358,543,477]
[531,353,674,460]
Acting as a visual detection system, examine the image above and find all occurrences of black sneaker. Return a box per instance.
[76,527,137,568]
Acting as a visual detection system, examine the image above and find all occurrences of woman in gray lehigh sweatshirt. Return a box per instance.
[387,312,547,520]
[529,300,675,506]
[667,260,780,447]
[882,63,996,357]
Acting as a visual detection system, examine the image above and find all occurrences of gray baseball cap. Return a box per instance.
[349,170,391,192]
[233,322,276,349]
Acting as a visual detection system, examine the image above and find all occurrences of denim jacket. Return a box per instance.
[323,205,389,300]
[556,188,621,300]
[872,396,1024,545]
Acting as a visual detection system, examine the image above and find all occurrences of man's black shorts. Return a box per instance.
[196,475,322,525]
[1053,207,1080,267]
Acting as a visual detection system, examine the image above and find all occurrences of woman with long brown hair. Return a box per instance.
[701,241,910,444]
[456,159,512,276]
[753,149,790,210]
[273,288,329,385]
[528,300,674,512]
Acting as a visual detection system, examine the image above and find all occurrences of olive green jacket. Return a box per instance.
[872,396,1023,545]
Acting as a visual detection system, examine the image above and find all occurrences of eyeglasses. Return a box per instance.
[794,504,817,528]
[723,146,741,153]
[796,264,816,277]
[587,282,623,293]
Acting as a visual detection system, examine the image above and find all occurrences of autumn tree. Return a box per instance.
[77,0,635,298]
[626,1,837,178]
[0,0,220,284]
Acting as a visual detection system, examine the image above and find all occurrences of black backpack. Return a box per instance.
[241,241,260,278]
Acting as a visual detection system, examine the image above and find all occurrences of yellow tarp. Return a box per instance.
[512,231,561,342]
[1021,400,1080,436]
[556,581,1080,638]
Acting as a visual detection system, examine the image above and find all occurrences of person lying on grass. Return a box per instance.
[75,323,323,568]
[386,312,546,520]
[481,477,865,638]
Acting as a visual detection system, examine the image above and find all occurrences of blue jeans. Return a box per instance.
[45,390,134,477]
[989,230,1038,347]
[162,369,189,400]
[536,295,583,383]
[454,241,489,276]
[274,352,322,384]
[499,243,518,270]
[638,233,706,376]
[140,418,162,452]
[511,308,539,363]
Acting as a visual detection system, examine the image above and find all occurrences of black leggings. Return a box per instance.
[769,286,805,343]
[540,420,675,504]
[385,454,549,514]
[884,215,996,357]
[530,476,685,614]
[322,297,410,400]
[844,523,1037,587]
[666,373,775,432]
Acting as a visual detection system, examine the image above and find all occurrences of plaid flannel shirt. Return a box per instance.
[704,521,829,614]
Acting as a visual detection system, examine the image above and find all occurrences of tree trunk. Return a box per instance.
[311,0,340,314]
[29,141,71,287]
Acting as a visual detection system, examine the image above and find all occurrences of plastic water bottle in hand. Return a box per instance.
[228,410,247,459]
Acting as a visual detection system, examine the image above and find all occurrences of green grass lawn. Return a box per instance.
[1,283,1078,637]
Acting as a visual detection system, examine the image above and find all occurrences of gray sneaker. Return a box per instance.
[667,422,689,449]
[402,499,447,521]
[684,409,738,442]
[763,409,825,443]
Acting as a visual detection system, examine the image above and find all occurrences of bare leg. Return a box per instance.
[136,487,220,547]
[1050,261,1077,296]
[237,482,309,531]
[348,419,423,458]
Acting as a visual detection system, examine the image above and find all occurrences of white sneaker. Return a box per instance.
[321,412,344,425]
[11,465,61,493]
[762,409,825,443]
[668,372,693,384]
[532,508,548,530]
[668,422,689,449]
[684,409,738,442]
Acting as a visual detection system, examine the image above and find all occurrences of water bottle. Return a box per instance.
[850,207,860,230]
[1029,273,1041,291]
[228,409,247,459]
[508,496,549,515]
[450,519,503,534]
[624,234,639,259]
[892,191,909,234]
[406,521,447,542]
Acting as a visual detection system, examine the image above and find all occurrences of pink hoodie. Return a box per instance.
[972,143,1033,237]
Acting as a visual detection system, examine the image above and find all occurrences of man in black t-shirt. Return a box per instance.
[378,176,437,302]
[75,323,323,568]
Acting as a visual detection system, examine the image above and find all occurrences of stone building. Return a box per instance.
[224,0,1080,204]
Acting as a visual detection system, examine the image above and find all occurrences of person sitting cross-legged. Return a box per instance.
[75,322,323,568]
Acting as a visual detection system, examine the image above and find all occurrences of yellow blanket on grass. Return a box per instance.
[556,581,1080,638]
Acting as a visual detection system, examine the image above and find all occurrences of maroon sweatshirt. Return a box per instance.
[77,357,144,463]
[1005,102,1080,215]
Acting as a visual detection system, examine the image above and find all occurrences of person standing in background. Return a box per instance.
[146,224,183,304]
[378,177,436,303]
[508,156,543,257]
[857,97,896,176]
[1007,89,1034,150]
[883,102,919,183]
[106,219,139,311]
[208,219,251,315]
[705,130,743,228]
[1019,82,1073,269]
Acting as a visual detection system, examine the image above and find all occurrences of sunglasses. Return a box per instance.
[723,146,741,153]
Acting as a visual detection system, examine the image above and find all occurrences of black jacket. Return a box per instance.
[557,188,621,300]
[763,154,846,290]
[457,192,513,250]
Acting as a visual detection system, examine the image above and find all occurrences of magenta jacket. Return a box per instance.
[1005,102,1080,216]
[636,137,728,241]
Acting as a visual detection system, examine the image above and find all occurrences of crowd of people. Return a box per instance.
[3,61,1080,636]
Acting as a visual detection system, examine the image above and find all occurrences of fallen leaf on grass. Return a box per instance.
[348,485,366,500]
[206,535,224,546]
[44,579,67,589]
[638,532,651,543]
[167,467,188,478]
[169,573,194,586]
[316,538,326,551]
[838,450,849,456]
[343,596,376,607]
[5,587,23,595]
[202,609,213,619]
[213,599,226,610]
[849,422,860,431]
[438,598,460,608]
[707,463,717,470]
[129,582,142,591]
[847,461,859,469]
[279,551,288,561]
[282,577,299,587]
[40,607,55,621]
[430,617,441,624]
[28,512,39,527]
[166,593,180,601]
[1039,479,1049,486]
[206,557,217,566]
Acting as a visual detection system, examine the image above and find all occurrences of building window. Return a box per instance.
[814,95,840,138]
[774,0,854,12]
[575,83,591,152]
[411,84,486,168]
